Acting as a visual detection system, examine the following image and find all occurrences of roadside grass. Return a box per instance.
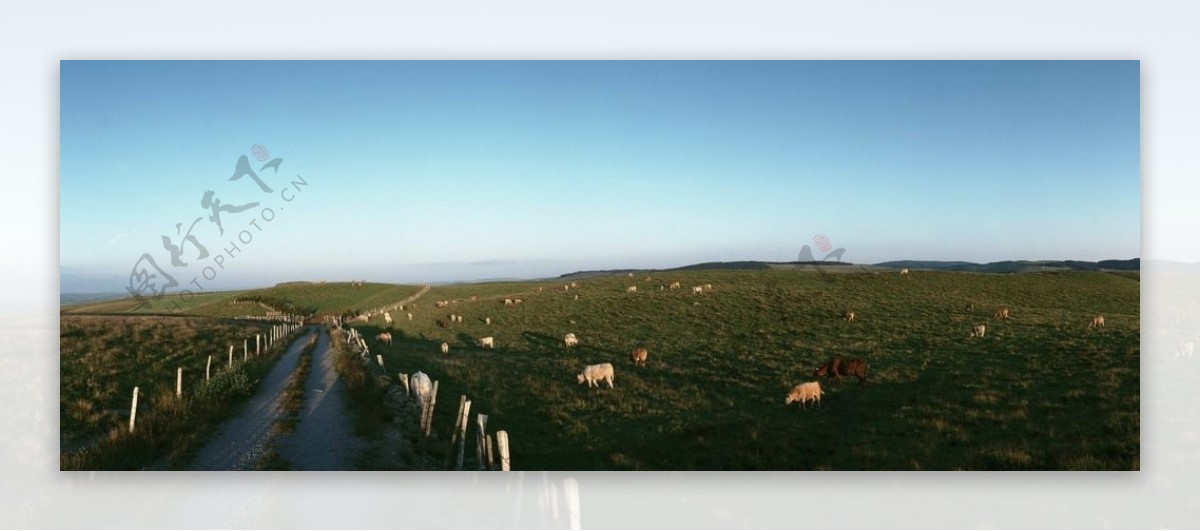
[356,269,1138,470]
[60,315,301,470]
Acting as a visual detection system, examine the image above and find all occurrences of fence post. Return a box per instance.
[455,399,472,471]
[447,395,466,469]
[485,433,495,470]
[475,413,489,470]
[206,355,212,381]
[176,367,183,398]
[243,339,248,361]
[423,380,439,438]
[228,345,233,368]
[128,386,139,433]
[399,373,409,396]
[496,430,510,471]
[376,354,385,372]
[256,334,261,356]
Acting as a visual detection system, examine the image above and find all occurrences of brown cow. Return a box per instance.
[630,347,648,366]
[995,306,1011,319]
[814,357,868,387]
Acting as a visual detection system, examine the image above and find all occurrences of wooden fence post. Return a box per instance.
[376,354,385,371]
[423,380,439,438]
[256,334,261,356]
[485,433,495,470]
[206,355,212,381]
[475,413,489,470]
[455,398,472,471]
[228,345,233,368]
[128,386,139,433]
[176,367,182,398]
[243,339,248,361]
[496,430,510,471]
[447,395,466,469]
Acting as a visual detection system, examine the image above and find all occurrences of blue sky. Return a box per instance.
[60,61,1139,293]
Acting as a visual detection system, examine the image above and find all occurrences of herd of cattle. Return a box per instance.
[360,270,1111,413]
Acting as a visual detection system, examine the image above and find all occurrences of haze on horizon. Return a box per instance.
[60,61,1140,294]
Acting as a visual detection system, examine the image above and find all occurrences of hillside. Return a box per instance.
[351,268,1139,470]
[62,282,424,318]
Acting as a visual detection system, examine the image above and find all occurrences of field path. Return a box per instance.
[276,328,364,469]
[188,329,316,470]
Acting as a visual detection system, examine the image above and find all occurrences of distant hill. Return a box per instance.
[875,258,1140,273]
[561,258,1138,278]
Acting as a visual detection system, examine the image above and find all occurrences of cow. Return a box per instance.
[630,347,648,366]
[669,282,681,289]
[626,286,637,294]
[441,342,449,354]
[971,324,986,338]
[814,357,868,387]
[1089,314,1105,328]
[785,381,824,409]
[995,307,1011,319]
[564,333,578,347]
[577,363,615,388]
[845,310,856,322]
[376,332,392,345]
[900,269,909,275]
[692,286,703,294]
[480,336,495,349]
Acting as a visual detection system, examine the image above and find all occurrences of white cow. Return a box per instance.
[692,286,703,294]
[564,333,578,347]
[785,382,824,409]
[407,313,413,321]
[480,336,495,349]
[441,342,450,354]
[384,312,393,325]
[971,324,986,338]
[577,363,615,388]
[626,286,637,293]
[900,269,910,275]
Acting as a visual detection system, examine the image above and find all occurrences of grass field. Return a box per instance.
[356,269,1139,470]
[61,282,423,318]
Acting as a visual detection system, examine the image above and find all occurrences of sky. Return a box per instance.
[60,61,1140,293]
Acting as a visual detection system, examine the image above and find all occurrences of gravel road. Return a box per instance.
[189,328,315,471]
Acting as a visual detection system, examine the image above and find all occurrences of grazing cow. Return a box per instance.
[971,324,986,338]
[570,281,578,288]
[785,381,824,409]
[692,286,703,294]
[704,283,713,290]
[436,320,447,328]
[814,357,868,387]
[630,347,648,366]
[845,310,856,322]
[384,312,393,325]
[669,282,681,289]
[564,333,578,347]
[410,371,433,411]
[407,313,413,321]
[1089,314,1105,328]
[504,298,514,306]
[574,294,579,301]
[441,342,449,354]
[435,301,447,309]
[376,332,392,345]
[900,269,910,275]
[480,336,495,349]
[485,317,492,325]
[577,363,615,388]
[564,284,571,292]
[626,286,637,294]
[514,298,523,304]
[995,307,1011,319]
